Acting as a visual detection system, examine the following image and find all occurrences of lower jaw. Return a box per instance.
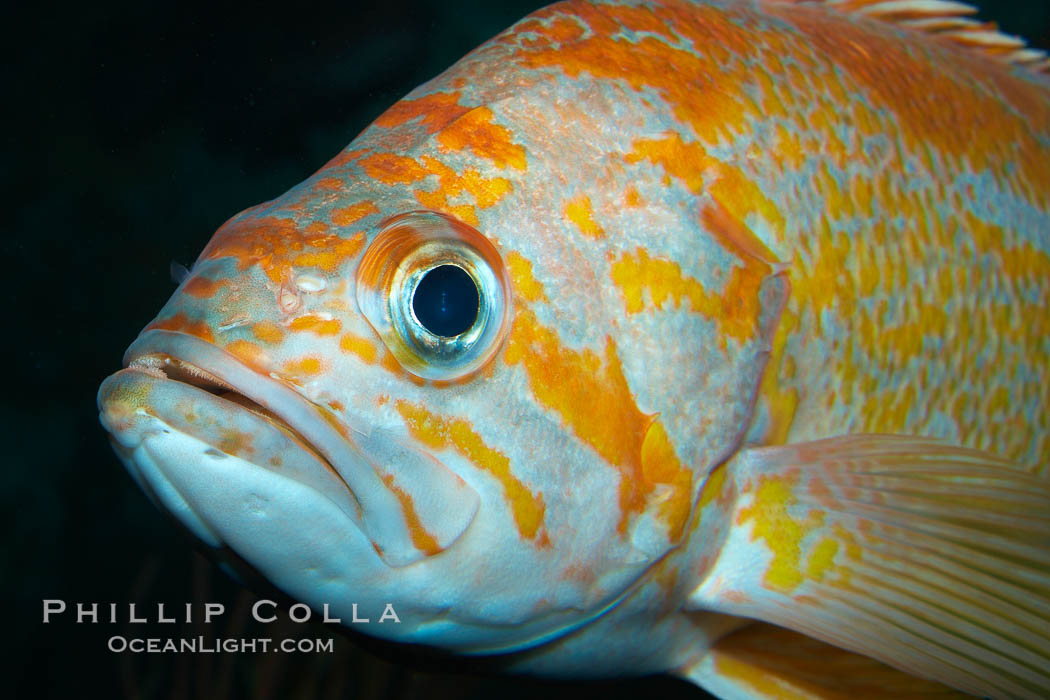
[112,329,483,568]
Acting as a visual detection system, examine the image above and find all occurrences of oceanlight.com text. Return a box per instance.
[107,636,336,654]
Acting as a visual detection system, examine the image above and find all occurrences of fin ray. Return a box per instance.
[774,0,1050,75]
[688,434,1050,699]
[681,622,969,698]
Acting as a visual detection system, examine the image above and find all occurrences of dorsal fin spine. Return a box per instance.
[775,0,1050,76]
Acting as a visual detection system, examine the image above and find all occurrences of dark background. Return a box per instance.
[7,1,1049,698]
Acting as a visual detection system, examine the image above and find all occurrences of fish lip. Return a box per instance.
[116,329,481,569]
[118,329,385,521]
[115,358,361,518]
[120,349,338,478]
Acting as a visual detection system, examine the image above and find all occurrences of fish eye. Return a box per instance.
[356,211,512,380]
[411,264,479,338]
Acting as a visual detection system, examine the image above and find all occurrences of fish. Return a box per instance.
[97,0,1050,697]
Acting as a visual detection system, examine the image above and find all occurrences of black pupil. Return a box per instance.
[412,265,479,337]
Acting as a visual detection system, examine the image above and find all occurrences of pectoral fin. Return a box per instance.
[686,435,1050,699]
[682,622,967,699]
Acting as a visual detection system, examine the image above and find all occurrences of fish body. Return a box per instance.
[98,0,1050,697]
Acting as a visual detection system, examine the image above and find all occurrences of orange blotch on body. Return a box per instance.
[292,231,366,274]
[639,421,693,542]
[755,312,799,447]
[380,474,442,557]
[409,155,513,225]
[282,356,323,379]
[626,134,707,194]
[564,195,605,238]
[359,153,430,185]
[702,164,786,245]
[515,3,757,147]
[623,185,644,207]
[252,321,284,345]
[611,247,765,343]
[611,247,711,314]
[436,106,527,171]
[224,339,268,373]
[288,314,342,336]
[698,463,728,510]
[146,313,214,344]
[182,276,227,299]
[504,308,667,533]
[506,251,547,303]
[373,92,471,134]
[396,401,546,541]
[312,177,342,192]
[769,2,1050,202]
[544,15,586,43]
[331,201,379,227]
[451,165,513,209]
[414,190,480,227]
[202,216,364,283]
[339,333,378,364]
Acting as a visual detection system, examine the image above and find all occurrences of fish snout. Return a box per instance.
[99,331,481,569]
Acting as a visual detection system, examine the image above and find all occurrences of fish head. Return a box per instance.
[98,1,789,657]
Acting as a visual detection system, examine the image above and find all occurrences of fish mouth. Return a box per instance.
[98,329,479,567]
[125,351,344,492]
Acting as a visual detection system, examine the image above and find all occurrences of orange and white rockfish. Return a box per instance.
[98,0,1050,697]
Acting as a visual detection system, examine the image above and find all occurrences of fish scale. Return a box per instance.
[98,1,1050,697]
